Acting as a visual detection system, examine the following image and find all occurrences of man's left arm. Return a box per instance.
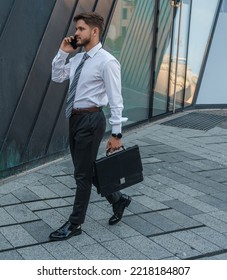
[103,59,127,153]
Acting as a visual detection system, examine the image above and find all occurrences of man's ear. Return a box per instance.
[92,27,99,38]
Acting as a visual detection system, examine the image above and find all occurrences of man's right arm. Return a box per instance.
[51,36,78,83]
[51,49,70,83]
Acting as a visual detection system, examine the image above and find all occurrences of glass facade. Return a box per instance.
[104,0,222,123]
[104,0,155,126]
[0,0,223,177]
[186,0,220,106]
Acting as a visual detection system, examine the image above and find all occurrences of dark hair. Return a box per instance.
[73,12,104,38]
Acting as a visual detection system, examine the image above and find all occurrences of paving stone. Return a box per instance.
[151,234,199,259]
[212,191,227,202]
[0,193,20,206]
[38,164,66,176]
[136,184,171,202]
[0,225,37,247]
[191,227,227,248]
[197,195,227,211]
[133,195,167,210]
[171,231,220,254]
[26,185,58,199]
[123,215,163,236]
[162,172,193,184]
[151,174,180,187]
[82,220,119,243]
[180,197,219,213]
[192,213,227,233]
[45,198,70,208]
[126,199,153,214]
[56,205,72,219]
[140,212,182,232]
[86,203,111,221]
[142,157,162,164]
[209,210,227,223]
[186,182,216,195]
[25,201,50,211]
[35,209,66,229]
[99,219,140,239]
[17,245,55,260]
[163,200,203,216]
[16,172,46,184]
[54,175,75,188]
[38,176,59,185]
[160,209,202,228]
[0,250,23,260]
[185,159,226,171]
[0,208,16,226]
[4,204,38,223]
[80,243,117,259]
[0,181,25,195]
[124,235,173,259]
[46,182,74,196]
[21,220,53,243]
[102,239,148,259]
[0,232,13,251]
[170,183,204,197]
[12,187,40,202]
[200,253,227,260]
[68,232,97,248]
[43,241,86,260]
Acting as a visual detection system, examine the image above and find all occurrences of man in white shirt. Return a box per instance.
[49,12,131,241]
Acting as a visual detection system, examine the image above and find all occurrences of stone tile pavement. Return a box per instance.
[1,109,227,260]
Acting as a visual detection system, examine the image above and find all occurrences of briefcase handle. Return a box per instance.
[106,145,125,156]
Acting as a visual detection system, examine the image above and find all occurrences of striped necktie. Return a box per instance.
[65,53,89,118]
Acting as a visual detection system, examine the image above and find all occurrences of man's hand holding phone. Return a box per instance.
[60,36,78,53]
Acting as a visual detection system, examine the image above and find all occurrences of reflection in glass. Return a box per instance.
[185,0,220,107]
[169,0,191,111]
[104,0,155,127]
[152,1,172,116]
[153,0,191,116]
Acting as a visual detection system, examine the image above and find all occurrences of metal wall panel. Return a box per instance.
[0,0,117,178]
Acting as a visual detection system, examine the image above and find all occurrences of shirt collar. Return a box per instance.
[86,42,102,58]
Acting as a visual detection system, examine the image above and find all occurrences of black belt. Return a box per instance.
[72,107,103,115]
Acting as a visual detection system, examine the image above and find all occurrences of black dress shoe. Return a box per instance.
[109,194,131,225]
[49,221,82,241]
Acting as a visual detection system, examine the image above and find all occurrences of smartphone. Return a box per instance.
[70,36,78,49]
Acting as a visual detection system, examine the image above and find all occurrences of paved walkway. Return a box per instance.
[1,109,227,260]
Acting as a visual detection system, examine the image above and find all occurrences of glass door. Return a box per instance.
[152,0,191,116]
[168,0,191,112]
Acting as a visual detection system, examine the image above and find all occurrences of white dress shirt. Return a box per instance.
[52,42,127,133]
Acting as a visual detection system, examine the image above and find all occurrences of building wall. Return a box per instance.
[0,0,222,178]
[0,0,116,178]
[196,0,227,105]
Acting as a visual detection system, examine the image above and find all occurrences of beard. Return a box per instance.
[76,37,91,47]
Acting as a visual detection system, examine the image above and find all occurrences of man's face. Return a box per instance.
[75,19,93,47]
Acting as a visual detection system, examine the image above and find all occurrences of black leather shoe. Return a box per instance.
[49,221,82,241]
[109,194,131,225]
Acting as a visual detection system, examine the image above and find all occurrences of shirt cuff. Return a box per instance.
[111,124,122,134]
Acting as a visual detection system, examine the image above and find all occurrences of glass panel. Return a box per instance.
[95,0,115,24]
[152,1,172,116]
[0,0,14,36]
[185,0,220,107]
[169,0,191,111]
[104,0,155,128]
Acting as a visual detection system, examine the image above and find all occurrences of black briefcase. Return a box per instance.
[93,145,143,196]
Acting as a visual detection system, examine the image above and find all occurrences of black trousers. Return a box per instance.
[68,110,122,225]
